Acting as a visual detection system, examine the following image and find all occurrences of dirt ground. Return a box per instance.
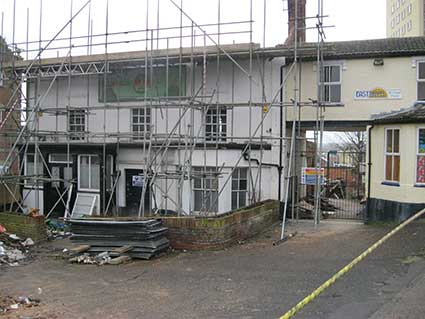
[2,219,425,319]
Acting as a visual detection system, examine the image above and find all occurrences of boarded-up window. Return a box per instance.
[417,129,425,183]
[385,128,400,182]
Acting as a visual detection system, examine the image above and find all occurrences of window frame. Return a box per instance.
[48,154,72,164]
[417,61,425,101]
[192,167,219,213]
[320,63,342,105]
[69,109,86,141]
[131,107,151,141]
[231,168,249,210]
[24,153,44,187]
[384,128,401,183]
[77,154,100,192]
[205,107,227,142]
[415,127,425,185]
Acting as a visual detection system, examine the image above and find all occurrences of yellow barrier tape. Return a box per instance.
[279,207,425,319]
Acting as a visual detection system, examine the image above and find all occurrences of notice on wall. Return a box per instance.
[301,167,325,185]
[132,175,144,187]
[354,88,401,100]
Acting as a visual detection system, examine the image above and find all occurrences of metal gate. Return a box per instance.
[321,151,366,220]
[299,150,366,221]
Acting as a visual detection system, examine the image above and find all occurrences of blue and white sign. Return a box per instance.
[354,88,401,100]
[132,175,144,187]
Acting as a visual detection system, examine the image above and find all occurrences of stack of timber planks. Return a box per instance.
[69,218,169,260]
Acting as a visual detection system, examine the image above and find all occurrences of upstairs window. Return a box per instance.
[418,62,425,101]
[205,107,227,142]
[417,128,425,183]
[69,109,86,140]
[132,108,151,140]
[320,65,341,103]
[385,128,400,182]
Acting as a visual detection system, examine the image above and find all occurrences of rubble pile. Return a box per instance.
[0,224,35,266]
[46,218,71,240]
[297,196,337,219]
[68,251,121,265]
[0,295,40,314]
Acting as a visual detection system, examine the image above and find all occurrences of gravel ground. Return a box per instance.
[1,219,425,319]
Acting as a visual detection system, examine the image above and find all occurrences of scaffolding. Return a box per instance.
[0,0,328,232]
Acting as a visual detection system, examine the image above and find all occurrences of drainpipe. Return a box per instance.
[278,65,284,203]
[367,125,374,222]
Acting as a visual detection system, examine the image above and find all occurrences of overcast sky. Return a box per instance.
[0,0,386,59]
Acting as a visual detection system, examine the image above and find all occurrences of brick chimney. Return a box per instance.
[284,0,306,46]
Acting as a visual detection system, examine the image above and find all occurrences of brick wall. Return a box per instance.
[0,212,47,242]
[161,200,280,250]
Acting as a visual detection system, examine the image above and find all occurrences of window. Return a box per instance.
[25,153,44,186]
[396,0,400,8]
[402,9,406,20]
[407,3,412,14]
[384,129,400,182]
[78,155,100,191]
[132,108,151,140]
[231,168,248,210]
[320,65,341,103]
[417,61,425,100]
[391,18,395,28]
[416,129,425,183]
[69,110,86,140]
[193,167,218,212]
[396,14,400,24]
[49,154,72,164]
[407,20,412,30]
[391,4,395,13]
[205,107,227,142]
[401,24,406,34]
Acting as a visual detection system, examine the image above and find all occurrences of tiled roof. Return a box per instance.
[277,36,425,60]
[373,103,425,124]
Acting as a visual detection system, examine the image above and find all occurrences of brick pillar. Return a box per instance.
[284,0,306,46]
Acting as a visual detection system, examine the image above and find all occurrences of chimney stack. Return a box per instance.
[284,0,306,46]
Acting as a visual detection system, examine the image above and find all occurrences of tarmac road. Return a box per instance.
[1,219,425,319]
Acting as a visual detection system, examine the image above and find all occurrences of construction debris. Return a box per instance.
[67,218,169,263]
[297,196,337,219]
[0,295,40,314]
[0,231,34,266]
[46,218,71,240]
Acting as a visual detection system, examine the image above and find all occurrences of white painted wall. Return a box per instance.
[24,54,287,215]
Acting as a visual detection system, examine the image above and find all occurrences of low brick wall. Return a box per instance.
[161,200,280,250]
[0,212,47,242]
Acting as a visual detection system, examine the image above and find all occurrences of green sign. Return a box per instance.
[98,66,186,102]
